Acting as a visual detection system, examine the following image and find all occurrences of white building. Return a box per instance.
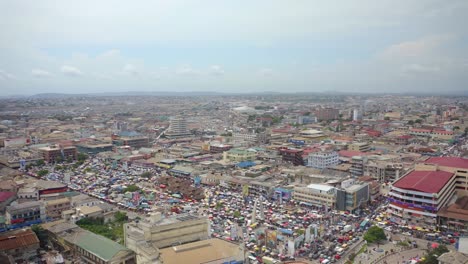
[165,116,191,138]
[308,151,339,169]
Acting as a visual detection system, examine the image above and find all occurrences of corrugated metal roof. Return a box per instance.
[0,229,39,250]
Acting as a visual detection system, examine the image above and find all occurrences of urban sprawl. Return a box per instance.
[0,94,468,264]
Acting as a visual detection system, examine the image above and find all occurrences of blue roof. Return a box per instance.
[237,161,255,168]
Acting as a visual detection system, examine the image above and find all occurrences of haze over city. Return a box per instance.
[1,0,468,96]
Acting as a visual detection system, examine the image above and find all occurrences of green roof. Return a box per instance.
[74,231,129,261]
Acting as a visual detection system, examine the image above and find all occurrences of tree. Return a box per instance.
[407,120,414,125]
[123,185,140,193]
[114,211,128,222]
[233,210,241,218]
[141,172,152,178]
[364,226,386,244]
[31,224,48,248]
[77,153,88,162]
[35,160,45,167]
[419,245,449,264]
[37,169,49,177]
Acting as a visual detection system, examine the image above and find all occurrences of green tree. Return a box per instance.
[407,120,414,125]
[415,119,423,124]
[364,226,386,244]
[37,169,49,177]
[114,211,128,222]
[36,160,45,166]
[77,153,88,162]
[124,185,140,193]
[233,210,241,218]
[31,224,48,248]
[141,172,152,178]
[419,245,449,264]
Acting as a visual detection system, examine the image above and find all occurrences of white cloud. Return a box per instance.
[99,49,120,57]
[176,65,200,75]
[32,68,53,78]
[123,64,139,75]
[259,68,273,76]
[402,64,440,74]
[61,65,84,76]
[209,65,224,76]
[0,69,16,80]
[379,35,453,59]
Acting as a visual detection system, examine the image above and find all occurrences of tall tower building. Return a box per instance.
[165,116,191,138]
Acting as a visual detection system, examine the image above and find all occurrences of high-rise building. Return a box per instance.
[165,116,191,138]
[315,107,339,121]
[353,109,362,121]
[307,151,339,169]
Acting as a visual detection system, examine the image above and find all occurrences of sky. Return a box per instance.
[0,0,467,95]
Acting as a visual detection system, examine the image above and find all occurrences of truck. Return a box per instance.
[343,225,352,233]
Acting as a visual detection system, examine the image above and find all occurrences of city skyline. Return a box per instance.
[1,0,468,95]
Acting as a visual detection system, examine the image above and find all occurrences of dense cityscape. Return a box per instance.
[0,93,467,264]
[2,0,468,263]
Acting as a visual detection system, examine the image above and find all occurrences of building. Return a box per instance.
[233,131,270,146]
[336,180,370,212]
[165,116,191,138]
[39,145,77,163]
[348,142,371,152]
[353,109,362,121]
[293,184,337,209]
[0,229,39,263]
[209,143,233,153]
[307,151,339,169]
[409,128,454,140]
[76,143,113,155]
[387,170,456,227]
[223,148,257,162]
[124,213,210,263]
[113,136,150,149]
[279,148,304,166]
[350,156,365,177]
[0,192,16,212]
[45,197,71,220]
[315,107,339,121]
[364,161,404,183]
[5,200,46,225]
[158,238,244,264]
[44,221,136,264]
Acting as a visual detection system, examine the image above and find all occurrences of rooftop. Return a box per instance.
[306,184,334,192]
[393,170,454,193]
[158,238,241,264]
[0,229,39,251]
[425,157,468,169]
[63,229,131,261]
[0,191,15,202]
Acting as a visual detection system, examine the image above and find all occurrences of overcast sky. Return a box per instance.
[1,0,467,95]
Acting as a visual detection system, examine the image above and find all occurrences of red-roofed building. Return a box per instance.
[388,170,456,227]
[0,192,16,212]
[0,229,40,262]
[409,128,454,140]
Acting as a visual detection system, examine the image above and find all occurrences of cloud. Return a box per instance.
[99,49,120,57]
[61,65,84,77]
[258,68,273,76]
[32,68,53,78]
[209,65,224,76]
[176,65,200,75]
[0,69,16,80]
[379,35,453,59]
[402,64,440,74]
[123,64,139,75]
